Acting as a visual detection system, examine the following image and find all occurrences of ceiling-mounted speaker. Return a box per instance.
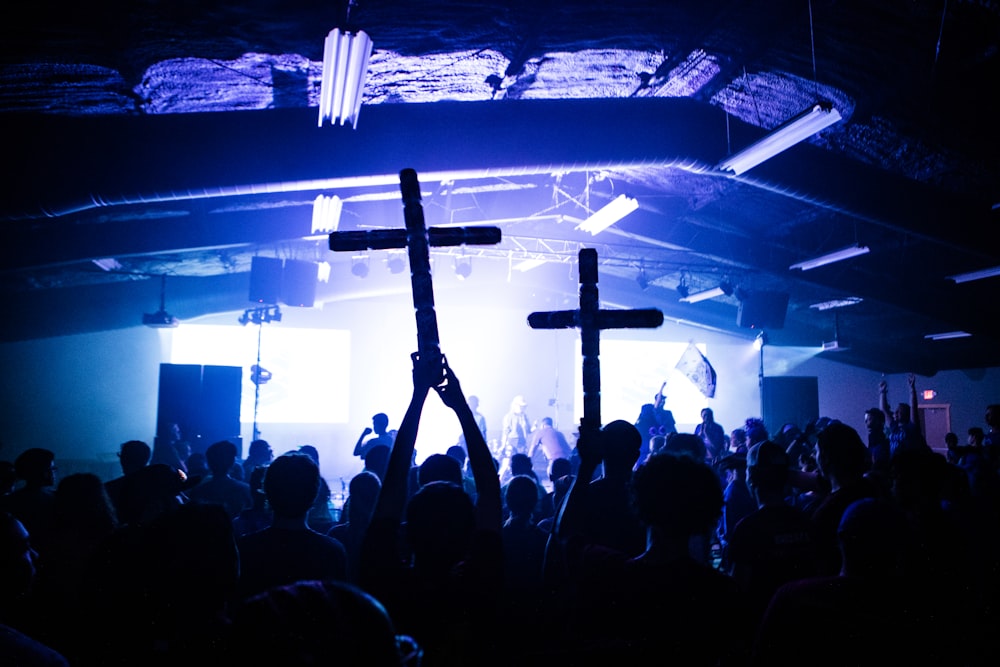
[282,259,318,307]
[249,256,283,304]
[737,290,789,329]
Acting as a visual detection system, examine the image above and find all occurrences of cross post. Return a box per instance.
[527,248,663,433]
[329,168,501,382]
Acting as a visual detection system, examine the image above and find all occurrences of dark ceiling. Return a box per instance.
[2,0,998,376]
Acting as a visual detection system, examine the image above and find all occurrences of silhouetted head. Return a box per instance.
[700,408,715,424]
[14,448,56,488]
[206,440,238,477]
[445,445,467,466]
[264,453,320,520]
[297,445,321,466]
[746,440,790,494]
[510,453,534,477]
[864,408,885,432]
[504,475,539,519]
[54,472,118,536]
[744,418,768,447]
[364,445,390,481]
[247,439,273,464]
[118,440,151,475]
[631,453,723,537]
[373,413,390,434]
[418,454,463,487]
[405,481,475,569]
[601,419,642,474]
[549,457,572,481]
[662,432,707,462]
[231,580,404,667]
[815,422,870,486]
[346,471,381,523]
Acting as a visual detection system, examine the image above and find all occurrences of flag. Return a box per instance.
[675,343,717,398]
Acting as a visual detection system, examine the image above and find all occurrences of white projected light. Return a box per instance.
[576,194,639,235]
[718,103,843,175]
[318,28,373,129]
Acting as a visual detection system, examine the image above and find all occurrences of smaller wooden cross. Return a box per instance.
[528,248,663,432]
[329,168,501,382]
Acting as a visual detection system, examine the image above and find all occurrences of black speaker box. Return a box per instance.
[737,290,789,329]
[762,376,819,435]
[157,363,242,456]
[249,256,283,304]
[282,259,318,307]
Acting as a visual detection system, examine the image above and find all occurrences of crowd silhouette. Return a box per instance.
[1,357,998,666]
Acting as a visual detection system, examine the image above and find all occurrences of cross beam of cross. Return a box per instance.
[329,168,501,381]
[528,248,663,432]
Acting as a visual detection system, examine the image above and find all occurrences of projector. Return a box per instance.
[143,310,179,328]
[821,340,847,352]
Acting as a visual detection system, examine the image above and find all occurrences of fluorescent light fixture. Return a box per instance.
[312,194,343,234]
[513,258,546,272]
[576,194,638,235]
[679,286,726,303]
[790,244,870,271]
[809,297,863,311]
[924,331,971,341]
[947,265,1000,284]
[318,28,373,129]
[718,103,843,175]
[92,258,122,272]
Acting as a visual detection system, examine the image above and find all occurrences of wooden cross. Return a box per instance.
[329,168,501,381]
[528,248,663,432]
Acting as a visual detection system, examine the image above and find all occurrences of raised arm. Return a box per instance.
[555,424,603,544]
[432,356,501,533]
[372,352,435,523]
[908,373,919,430]
[352,425,373,457]
[879,379,892,424]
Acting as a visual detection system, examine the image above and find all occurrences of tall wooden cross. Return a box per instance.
[329,168,501,382]
[528,248,663,433]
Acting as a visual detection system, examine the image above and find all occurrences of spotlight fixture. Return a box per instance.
[717,102,843,175]
[753,331,768,351]
[386,252,406,275]
[789,244,870,271]
[676,274,690,299]
[636,265,649,290]
[318,28,373,129]
[576,194,639,235]
[454,256,472,280]
[947,265,1000,284]
[351,255,369,278]
[142,275,179,328]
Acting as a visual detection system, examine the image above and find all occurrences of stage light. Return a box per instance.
[454,256,472,280]
[676,273,690,299]
[790,244,870,271]
[318,28,372,129]
[576,194,638,235]
[351,255,369,278]
[636,266,649,290]
[386,252,406,274]
[947,265,1000,284]
[143,275,179,328]
[753,331,767,351]
[717,102,843,175]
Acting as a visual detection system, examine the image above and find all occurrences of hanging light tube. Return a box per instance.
[947,265,1000,284]
[318,28,373,129]
[924,331,971,341]
[790,244,869,271]
[576,194,638,235]
[717,103,843,175]
[679,286,726,303]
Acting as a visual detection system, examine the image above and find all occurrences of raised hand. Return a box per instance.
[432,355,466,411]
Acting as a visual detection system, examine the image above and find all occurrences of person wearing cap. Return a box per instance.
[501,395,531,457]
[725,440,818,627]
